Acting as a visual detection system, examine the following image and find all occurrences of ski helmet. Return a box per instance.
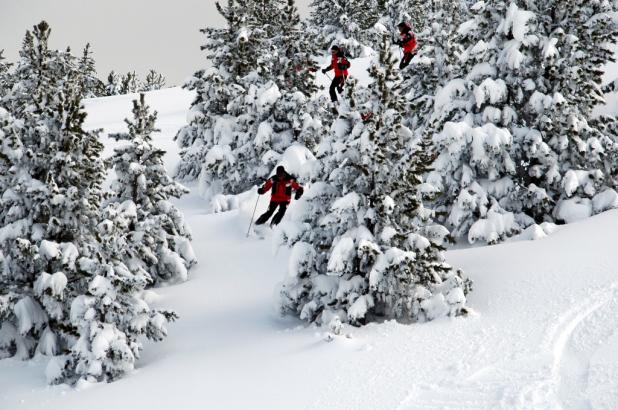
[398,21,412,32]
[331,45,340,52]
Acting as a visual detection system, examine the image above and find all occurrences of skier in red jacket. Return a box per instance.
[322,45,351,103]
[256,166,304,226]
[396,21,417,69]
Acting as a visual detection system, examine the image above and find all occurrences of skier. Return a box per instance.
[255,166,304,226]
[395,21,417,69]
[321,45,350,105]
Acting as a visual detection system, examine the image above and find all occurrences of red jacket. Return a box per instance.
[325,54,350,77]
[259,175,303,203]
[399,32,417,54]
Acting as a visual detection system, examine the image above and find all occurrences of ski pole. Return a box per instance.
[246,194,260,237]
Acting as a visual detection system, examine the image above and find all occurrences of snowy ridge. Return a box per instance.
[1,88,617,409]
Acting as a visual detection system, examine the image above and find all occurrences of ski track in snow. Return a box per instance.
[555,284,618,410]
[1,87,618,410]
[550,283,618,410]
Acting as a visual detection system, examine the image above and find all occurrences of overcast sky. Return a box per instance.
[0,0,312,85]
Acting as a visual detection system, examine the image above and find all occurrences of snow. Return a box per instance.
[287,242,315,278]
[331,191,361,211]
[87,276,114,298]
[434,79,467,113]
[276,143,317,179]
[82,87,195,177]
[13,297,48,336]
[254,121,273,147]
[347,294,374,322]
[555,197,593,223]
[468,208,519,244]
[514,222,558,242]
[326,236,355,275]
[39,240,61,261]
[158,248,189,283]
[1,88,618,410]
[501,2,536,45]
[474,78,508,108]
[34,272,68,298]
[562,170,602,198]
[593,189,618,213]
[254,82,282,110]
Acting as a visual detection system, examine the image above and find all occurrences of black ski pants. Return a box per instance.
[400,52,414,69]
[329,76,346,102]
[256,202,289,226]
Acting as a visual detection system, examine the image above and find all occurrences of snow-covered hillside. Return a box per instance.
[0,88,616,410]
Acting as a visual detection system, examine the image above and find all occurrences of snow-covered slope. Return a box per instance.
[0,87,617,410]
[82,87,195,175]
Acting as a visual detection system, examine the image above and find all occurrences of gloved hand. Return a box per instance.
[257,187,264,195]
[295,189,303,200]
[322,68,328,74]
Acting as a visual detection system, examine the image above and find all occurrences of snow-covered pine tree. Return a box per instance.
[0,21,175,384]
[376,0,431,37]
[175,0,323,205]
[420,0,526,244]
[120,71,139,94]
[2,24,81,115]
[140,69,167,92]
[3,24,54,115]
[0,50,12,97]
[403,0,467,132]
[267,0,323,153]
[308,0,380,57]
[105,70,121,96]
[511,0,618,224]
[77,43,104,98]
[0,107,20,180]
[276,0,320,96]
[278,38,470,326]
[0,107,34,361]
[108,93,196,284]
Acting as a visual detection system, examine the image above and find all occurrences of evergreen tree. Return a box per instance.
[120,71,139,94]
[276,0,320,96]
[105,70,121,96]
[0,21,174,384]
[403,0,467,131]
[3,23,61,115]
[417,1,522,244]
[77,43,105,98]
[175,0,323,204]
[140,69,167,92]
[413,0,618,242]
[376,0,431,36]
[278,39,470,326]
[511,0,618,224]
[308,0,380,57]
[0,50,13,97]
[108,94,196,284]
